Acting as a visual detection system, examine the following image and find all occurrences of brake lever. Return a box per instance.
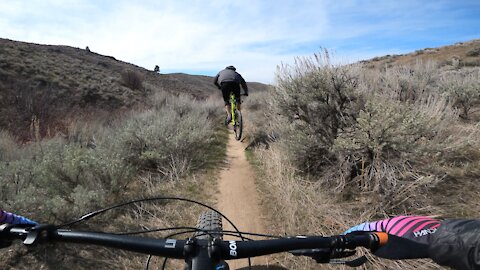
[330,255,368,267]
[290,248,356,262]
[290,248,368,267]
[24,224,56,245]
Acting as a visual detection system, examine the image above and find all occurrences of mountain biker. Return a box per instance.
[345,215,480,270]
[213,66,249,125]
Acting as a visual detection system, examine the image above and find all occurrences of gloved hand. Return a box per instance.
[428,219,480,270]
[244,92,249,96]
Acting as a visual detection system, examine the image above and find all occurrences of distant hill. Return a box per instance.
[359,39,480,69]
[0,38,270,140]
[163,72,269,98]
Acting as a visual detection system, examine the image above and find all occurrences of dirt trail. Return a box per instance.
[217,132,272,269]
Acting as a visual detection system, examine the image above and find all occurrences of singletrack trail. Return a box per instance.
[217,131,272,269]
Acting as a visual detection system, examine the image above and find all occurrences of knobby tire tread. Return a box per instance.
[195,210,223,240]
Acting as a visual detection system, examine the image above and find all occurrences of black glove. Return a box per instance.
[244,92,249,96]
[428,219,480,270]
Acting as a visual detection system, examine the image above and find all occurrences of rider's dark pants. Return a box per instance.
[220,81,241,106]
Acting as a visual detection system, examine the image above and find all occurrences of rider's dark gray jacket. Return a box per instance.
[214,69,248,92]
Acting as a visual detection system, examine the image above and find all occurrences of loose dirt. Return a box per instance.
[216,132,273,269]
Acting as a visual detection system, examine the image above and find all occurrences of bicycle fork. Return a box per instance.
[230,104,236,125]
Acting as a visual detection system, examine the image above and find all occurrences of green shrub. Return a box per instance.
[121,70,143,90]
[266,55,467,207]
[273,51,361,173]
[438,68,480,119]
[0,137,136,222]
[361,61,438,102]
[0,90,224,224]
[244,91,278,149]
[333,95,452,194]
[462,60,480,67]
[114,94,223,178]
[466,47,480,57]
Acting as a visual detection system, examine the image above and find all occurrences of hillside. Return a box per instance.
[0,38,270,141]
[360,39,480,69]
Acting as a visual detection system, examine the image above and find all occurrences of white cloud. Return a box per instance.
[0,0,334,82]
[1,0,478,83]
[73,1,331,83]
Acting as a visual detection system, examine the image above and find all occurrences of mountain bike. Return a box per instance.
[0,197,410,270]
[228,93,245,141]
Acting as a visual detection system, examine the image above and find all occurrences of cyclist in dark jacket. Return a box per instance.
[213,66,248,124]
[345,216,480,270]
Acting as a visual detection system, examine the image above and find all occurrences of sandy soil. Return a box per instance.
[216,132,274,269]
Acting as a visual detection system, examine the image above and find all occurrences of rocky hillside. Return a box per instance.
[0,38,270,141]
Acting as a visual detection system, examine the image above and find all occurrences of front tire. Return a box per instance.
[195,210,223,240]
[234,109,243,141]
[185,211,228,270]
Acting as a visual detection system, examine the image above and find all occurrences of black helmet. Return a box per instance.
[226,65,236,71]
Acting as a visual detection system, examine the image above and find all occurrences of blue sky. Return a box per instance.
[1,0,479,83]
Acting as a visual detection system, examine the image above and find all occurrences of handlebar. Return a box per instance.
[0,224,388,263]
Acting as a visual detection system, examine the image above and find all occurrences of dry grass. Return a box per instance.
[3,173,220,270]
[253,145,443,270]
[114,172,220,269]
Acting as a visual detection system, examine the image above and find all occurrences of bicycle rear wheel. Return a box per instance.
[234,109,242,141]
